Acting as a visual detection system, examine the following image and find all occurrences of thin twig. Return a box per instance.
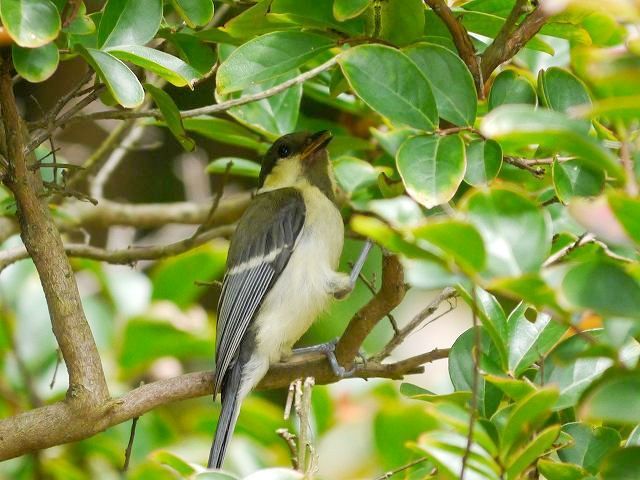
[70,56,340,123]
[504,156,546,177]
[373,287,458,361]
[122,416,139,471]
[49,349,62,390]
[195,160,233,236]
[276,429,299,470]
[460,286,480,479]
[375,458,433,480]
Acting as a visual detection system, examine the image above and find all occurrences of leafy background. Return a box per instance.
[1,0,640,479]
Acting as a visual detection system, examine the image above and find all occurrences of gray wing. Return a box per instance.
[214,188,305,395]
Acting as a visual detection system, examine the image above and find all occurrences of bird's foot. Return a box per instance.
[330,239,374,300]
[293,339,364,378]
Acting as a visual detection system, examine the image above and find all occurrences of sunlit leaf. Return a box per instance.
[98,0,162,48]
[0,0,60,47]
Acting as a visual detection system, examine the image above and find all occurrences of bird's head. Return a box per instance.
[258,130,334,197]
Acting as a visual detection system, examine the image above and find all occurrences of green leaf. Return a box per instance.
[449,327,502,417]
[219,69,302,139]
[338,44,438,131]
[464,139,502,186]
[481,104,624,180]
[107,45,200,88]
[270,0,364,35]
[537,460,589,480]
[581,371,640,425]
[465,287,509,370]
[206,158,261,178]
[541,334,616,410]
[0,0,60,47]
[500,387,559,460]
[412,220,486,273]
[538,67,592,133]
[366,196,424,228]
[333,156,379,195]
[488,70,537,110]
[600,447,640,480]
[626,425,640,446]
[484,375,535,402]
[151,244,226,308]
[404,43,477,126]
[506,303,567,377]
[400,383,473,406]
[416,430,501,480]
[77,45,144,108]
[216,31,333,94]
[562,260,640,318]
[553,159,605,203]
[171,0,214,28]
[506,425,561,479]
[608,191,640,245]
[64,2,95,35]
[463,188,552,279]
[119,317,212,373]
[396,134,465,208]
[558,423,621,474]
[98,0,162,49]
[366,0,425,46]
[11,43,59,83]
[333,0,370,21]
[161,30,217,76]
[152,451,197,476]
[221,0,295,40]
[145,83,194,151]
[182,116,267,152]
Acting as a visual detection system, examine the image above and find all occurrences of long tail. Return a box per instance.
[208,361,243,469]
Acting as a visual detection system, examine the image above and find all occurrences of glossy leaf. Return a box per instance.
[481,105,624,180]
[484,375,535,402]
[464,139,502,186]
[338,44,438,131]
[366,0,425,46]
[12,43,59,83]
[216,31,333,94]
[182,116,267,153]
[412,220,486,273]
[506,303,567,377]
[500,387,559,459]
[0,0,60,47]
[77,46,144,108]
[600,447,640,480]
[98,0,162,49]
[206,158,261,178]
[107,45,200,88]
[333,156,379,195]
[404,43,477,126]
[396,134,465,208]
[562,260,640,318]
[449,327,502,417]
[464,188,552,279]
[581,371,640,425]
[537,460,589,480]
[161,30,217,76]
[538,67,592,133]
[270,0,364,36]
[553,159,605,203]
[333,0,370,21]
[506,425,560,479]
[488,70,537,110]
[145,83,194,152]
[558,423,621,474]
[171,0,214,28]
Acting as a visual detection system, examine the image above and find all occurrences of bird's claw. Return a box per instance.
[292,338,362,378]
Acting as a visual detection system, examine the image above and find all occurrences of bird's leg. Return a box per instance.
[293,339,365,378]
[331,239,373,299]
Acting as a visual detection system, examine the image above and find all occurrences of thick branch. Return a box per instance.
[0,57,109,403]
[0,224,235,271]
[481,5,548,80]
[424,0,482,93]
[61,193,250,229]
[0,348,448,460]
[335,254,406,365]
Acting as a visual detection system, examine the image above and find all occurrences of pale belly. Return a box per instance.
[240,186,345,394]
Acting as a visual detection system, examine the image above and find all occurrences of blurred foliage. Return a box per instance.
[2,0,640,479]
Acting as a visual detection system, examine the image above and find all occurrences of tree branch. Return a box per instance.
[423,0,482,93]
[0,224,235,271]
[481,4,548,80]
[0,55,109,404]
[335,253,407,366]
[0,347,448,460]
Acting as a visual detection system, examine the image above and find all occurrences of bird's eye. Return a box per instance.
[277,144,290,158]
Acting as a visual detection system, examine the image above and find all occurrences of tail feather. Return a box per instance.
[208,361,242,469]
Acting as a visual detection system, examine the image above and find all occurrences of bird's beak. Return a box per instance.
[301,130,332,161]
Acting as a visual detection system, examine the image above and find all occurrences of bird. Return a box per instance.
[208,130,371,469]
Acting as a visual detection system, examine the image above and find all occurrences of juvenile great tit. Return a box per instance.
[208,130,370,469]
